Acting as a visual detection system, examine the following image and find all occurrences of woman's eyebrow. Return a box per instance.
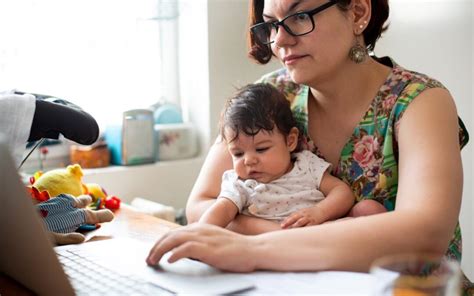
[263,0,305,19]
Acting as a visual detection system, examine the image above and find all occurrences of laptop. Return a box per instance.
[0,136,254,295]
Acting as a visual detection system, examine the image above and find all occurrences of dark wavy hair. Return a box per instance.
[220,83,299,149]
[248,0,389,64]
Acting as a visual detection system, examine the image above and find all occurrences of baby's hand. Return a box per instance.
[280,206,328,229]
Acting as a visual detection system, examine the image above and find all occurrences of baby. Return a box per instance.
[199,83,357,229]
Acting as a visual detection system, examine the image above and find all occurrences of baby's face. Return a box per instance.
[225,128,294,183]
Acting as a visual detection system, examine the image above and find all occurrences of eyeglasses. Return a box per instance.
[250,1,339,45]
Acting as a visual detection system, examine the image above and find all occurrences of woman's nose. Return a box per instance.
[273,26,295,48]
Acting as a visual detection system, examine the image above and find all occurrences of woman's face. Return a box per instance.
[262,0,355,85]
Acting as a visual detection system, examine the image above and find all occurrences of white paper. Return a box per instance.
[240,271,375,295]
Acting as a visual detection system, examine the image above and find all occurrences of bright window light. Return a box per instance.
[0,0,179,128]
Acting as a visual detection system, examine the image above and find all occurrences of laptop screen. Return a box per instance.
[0,135,75,295]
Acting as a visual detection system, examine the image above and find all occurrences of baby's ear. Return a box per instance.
[287,127,299,152]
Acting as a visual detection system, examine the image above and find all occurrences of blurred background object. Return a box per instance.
[70,141,110,169]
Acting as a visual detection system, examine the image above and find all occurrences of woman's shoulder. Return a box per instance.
[380,59,446,102]
[376,59,448,123]
[378,58,469,148]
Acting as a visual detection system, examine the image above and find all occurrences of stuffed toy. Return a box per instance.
[84,183,121,210]
[37,194,114,244]
[28,164,121,210]
[29,164,85,202]
[27,164,122,245]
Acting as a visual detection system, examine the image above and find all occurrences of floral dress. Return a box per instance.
[258,57,471,292]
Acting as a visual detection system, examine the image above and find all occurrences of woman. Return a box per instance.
[147,0,471,291]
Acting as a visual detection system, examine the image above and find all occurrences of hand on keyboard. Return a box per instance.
[156,251,221,276]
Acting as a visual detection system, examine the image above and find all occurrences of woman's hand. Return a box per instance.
[146,223,257,272]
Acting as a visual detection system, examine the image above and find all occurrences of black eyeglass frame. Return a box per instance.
[250,0,340,45]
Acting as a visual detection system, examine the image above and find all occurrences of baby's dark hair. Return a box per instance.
[219,83,300,149]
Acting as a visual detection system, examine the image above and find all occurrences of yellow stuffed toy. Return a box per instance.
[30,164,86,201]
[28,164,121,210]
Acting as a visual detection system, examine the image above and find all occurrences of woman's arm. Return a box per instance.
[148,88,463,272]
[280,172,354,228]
[186,138,282,234]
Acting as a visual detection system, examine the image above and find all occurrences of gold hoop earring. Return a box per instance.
[348,40,367,64]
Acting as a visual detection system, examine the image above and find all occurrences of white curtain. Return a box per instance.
[0,0,179,128]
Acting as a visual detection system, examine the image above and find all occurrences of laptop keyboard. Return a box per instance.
[56,249,173,295]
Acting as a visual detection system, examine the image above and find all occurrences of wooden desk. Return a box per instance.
[0,204,180,295]
[86,204,180,242]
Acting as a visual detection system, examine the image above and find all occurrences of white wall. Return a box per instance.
[178,0,211,155]
[206,0,280,138]
[375,0,473,280]
[82,157,204,209]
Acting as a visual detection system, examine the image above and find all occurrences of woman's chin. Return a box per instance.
[287,71,310,85]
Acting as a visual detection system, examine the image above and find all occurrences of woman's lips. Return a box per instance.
[283,54,306,65]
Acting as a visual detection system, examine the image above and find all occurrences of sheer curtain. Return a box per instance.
[0,0,179,128]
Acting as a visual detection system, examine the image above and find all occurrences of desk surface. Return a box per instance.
[87,204,180,242]
[0,204,179,295]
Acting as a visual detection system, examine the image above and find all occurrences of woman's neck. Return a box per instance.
[308,57,391,115]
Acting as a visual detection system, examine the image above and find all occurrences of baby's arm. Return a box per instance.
[199,198,239,228]
[281,171,354,228]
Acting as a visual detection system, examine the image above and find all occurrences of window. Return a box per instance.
[0,0,179,128]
